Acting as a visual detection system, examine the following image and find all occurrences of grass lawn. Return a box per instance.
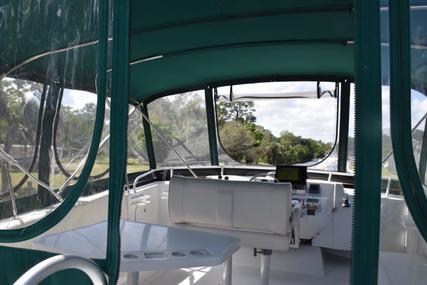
[1,158,149,200]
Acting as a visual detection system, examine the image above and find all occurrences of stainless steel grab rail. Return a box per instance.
[132,170,158,192]
[13,255,107,285]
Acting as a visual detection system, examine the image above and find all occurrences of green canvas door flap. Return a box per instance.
[389,0,427,241]
[0,0,109,283]
[419,119,427,184]
[351,0,383,285]
[0,0,109,243]
[105,0,130,283]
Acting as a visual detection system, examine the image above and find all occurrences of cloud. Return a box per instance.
[228,82,339,143]
[233,82,427,143]
[62,89,97,110]
[349,86,427,136]
[254,97,337,142]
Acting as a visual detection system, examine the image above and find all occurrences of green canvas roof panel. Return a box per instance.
[130,0,353,30]
[1,0,355,102]
[130,44,354,102]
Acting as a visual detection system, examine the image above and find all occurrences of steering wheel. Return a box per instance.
[249,172,278,182]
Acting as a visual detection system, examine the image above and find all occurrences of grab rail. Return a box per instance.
[132,170,157,192]
[13,255,107,285]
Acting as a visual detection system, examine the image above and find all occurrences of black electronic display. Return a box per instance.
[275,165,307,188]
[308,183,321,194]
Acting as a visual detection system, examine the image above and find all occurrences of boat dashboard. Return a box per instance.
[129,165,354,252]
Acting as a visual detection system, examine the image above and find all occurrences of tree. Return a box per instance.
[0,79,42,194]
[147,92,210,165]
[217,100,333,166]
[219,122,256,163]
[56,103,97,158]
[37,84,61,206]
[264,142,286,164]
[217,101,256,124]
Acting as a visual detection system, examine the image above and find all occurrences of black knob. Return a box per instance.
[342,197,351,208]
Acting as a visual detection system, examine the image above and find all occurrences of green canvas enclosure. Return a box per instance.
[0,0,426,285]
[1,0,355,103]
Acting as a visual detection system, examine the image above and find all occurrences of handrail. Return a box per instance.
[0,148,63,202]
[3,162,18,217]
[57,107,138,196]
[133,170,157,192]
[13,255,107,285]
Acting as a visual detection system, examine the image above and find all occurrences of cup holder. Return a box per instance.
[171,251,186,257]
[123,253,139,259]
[190,249,209,256]
[130,249,211,260]
[144,251,166,259]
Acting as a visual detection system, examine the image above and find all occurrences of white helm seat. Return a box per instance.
[168,175,294,251]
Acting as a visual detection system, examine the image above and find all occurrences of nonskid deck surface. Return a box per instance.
[118,252,351,285]
[118,250,427,285]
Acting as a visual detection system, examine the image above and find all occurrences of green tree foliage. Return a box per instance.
[217,101,256,124]
[0,79,42,193]
[0,78,99,199]
[148,92,210,165]
[217,101,333,165]
[128,109,148,162]
[219,122,256,163]
[56,102,97,158]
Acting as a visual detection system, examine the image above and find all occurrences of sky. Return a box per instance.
[22,80,427,144]
[218,81,340,142]
[22,84,97,111]
[350,85,427,136]
[62,88,97,110]
[219,82,427,143]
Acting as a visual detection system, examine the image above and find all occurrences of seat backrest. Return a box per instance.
[169,175,292,235]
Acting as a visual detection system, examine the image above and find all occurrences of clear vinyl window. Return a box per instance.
[147,91,211,167]
[215,81,338,168]
[0,76,102,223]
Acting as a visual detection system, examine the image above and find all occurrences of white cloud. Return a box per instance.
[254,97,337,142]
[349,85,427,136]
[231,82,427,143]
[62,89,97,110]
[227,81,338,142]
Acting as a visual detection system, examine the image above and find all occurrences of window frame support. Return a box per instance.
[140,104,157,170]
[205,87,219,166]
[338,81,351,172]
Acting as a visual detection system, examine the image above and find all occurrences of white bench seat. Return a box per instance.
[168,175,295,251]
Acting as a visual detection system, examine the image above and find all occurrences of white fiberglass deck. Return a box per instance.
[117,251,427,285]
[1,175,426,285]
[120,178,427,285]
[118,251,351,285]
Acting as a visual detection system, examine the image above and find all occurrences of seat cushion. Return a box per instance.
[168,175,293,250]
[173,223,291,251]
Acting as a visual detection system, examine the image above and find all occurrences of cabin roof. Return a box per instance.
[3,0,355,102]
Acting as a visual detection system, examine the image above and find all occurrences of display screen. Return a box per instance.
[275,165,307,186]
